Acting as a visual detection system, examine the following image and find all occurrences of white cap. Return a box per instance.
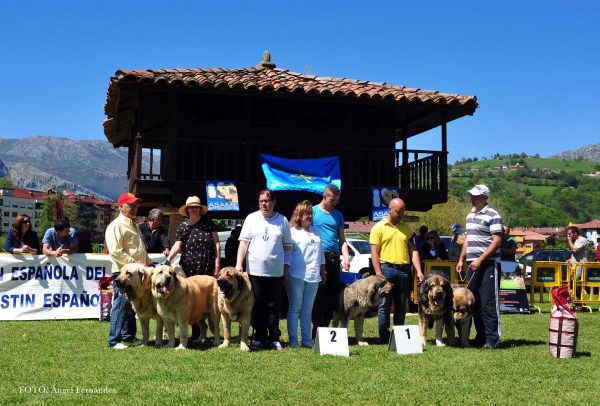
[467,184,490,197]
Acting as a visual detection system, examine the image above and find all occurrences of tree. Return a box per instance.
[405,198,471,235]
[0,177,15,188]
[36,196,57,241]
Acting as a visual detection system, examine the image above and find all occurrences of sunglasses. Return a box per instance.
[22,220,31,224]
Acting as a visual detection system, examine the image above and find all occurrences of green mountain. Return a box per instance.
[449,157,600,227]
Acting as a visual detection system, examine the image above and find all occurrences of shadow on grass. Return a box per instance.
[499,338,547,348]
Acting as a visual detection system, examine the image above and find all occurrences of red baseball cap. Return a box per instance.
[118,193,142,206]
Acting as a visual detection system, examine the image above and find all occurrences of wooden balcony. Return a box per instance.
[129,137,448,219]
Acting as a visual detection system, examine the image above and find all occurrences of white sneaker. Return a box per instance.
[111,342,128,350]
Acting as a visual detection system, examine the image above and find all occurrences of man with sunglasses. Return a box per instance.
[105,193,153,349]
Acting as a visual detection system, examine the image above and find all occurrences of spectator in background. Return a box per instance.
[42,218,79,257]
[412,225,428,251]
[499,225,518,261]
[224,225,242,268]
[448,223,466,260]
[138,208,171,256]
[5,214,39,254]
[567,226,589,303]
[420,230,448,260]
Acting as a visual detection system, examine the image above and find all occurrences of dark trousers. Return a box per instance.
[107,274,137,347]
[467,260,501,347]
[249,275,283,344]
[378,264,411,341]
[311,254,341,339]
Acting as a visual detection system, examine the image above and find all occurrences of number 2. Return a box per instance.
[330,331,337,342]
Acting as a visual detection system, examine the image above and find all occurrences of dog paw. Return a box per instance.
[213,339,221,347]
[240,343,250,351]
[358,341,369,346]
[435,340,446,347]
[175,345,187,350]
[218,341,230,349]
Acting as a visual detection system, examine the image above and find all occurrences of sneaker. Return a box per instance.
[301,341,314,349]
[289,341,300,348]
[482,343,496,350]
[271,341,284,351]
[111,342,128,350]
[250,340,264,351]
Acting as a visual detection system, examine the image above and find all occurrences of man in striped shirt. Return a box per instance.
[456,184,503,349]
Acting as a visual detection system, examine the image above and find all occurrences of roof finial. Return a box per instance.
[256,50,276,70]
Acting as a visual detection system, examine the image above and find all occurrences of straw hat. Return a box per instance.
[179,196,208,216]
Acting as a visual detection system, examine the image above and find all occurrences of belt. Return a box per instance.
[382,263,409,269]
[324,251,340,258]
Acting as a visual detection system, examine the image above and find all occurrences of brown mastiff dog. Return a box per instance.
[216,267,255,351]
[332,275,393,346]
[418,271,455,347]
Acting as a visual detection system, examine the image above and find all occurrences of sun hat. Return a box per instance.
[467,184,490,197]
[450,223,465,235]
[118,192,142,206]
[179,196,208,216]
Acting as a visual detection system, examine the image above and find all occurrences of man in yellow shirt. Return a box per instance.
[105,193,153,349]
[370,198,424,343]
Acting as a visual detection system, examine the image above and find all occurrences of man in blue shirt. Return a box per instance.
[311,184,350,339]
[42,219,79,257]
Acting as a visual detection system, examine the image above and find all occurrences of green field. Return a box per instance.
[2,307,600,405]
[511,184,556,197]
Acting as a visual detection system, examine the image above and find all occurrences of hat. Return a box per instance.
[179,196,208,216]
[450,222,465,235]
[467,184,490,197]
[118,192,142,206]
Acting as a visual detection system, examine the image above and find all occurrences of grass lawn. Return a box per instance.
[2,305,600,406]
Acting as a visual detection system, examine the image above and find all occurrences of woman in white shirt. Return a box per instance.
[236,190,292,351]
[284,200,326,348]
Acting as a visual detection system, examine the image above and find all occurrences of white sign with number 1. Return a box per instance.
[314,328,349,357]
[388,325,423,354]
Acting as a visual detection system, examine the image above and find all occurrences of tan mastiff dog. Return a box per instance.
[115,263,164,347]
[151,265,220,350]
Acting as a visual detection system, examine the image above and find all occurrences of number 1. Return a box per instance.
[405,328,411,340]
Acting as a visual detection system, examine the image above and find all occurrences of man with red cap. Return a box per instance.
[105,192,153,349]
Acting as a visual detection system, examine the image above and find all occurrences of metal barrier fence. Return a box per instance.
[570,262,600,313]
[527,261,569,313]
[411,260,461,304]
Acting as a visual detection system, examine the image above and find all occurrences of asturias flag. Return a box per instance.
[260,154,341,194]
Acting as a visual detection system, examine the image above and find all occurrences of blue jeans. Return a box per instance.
[378,264,410,340]
[287,276,319,345]
[107,276,137,347]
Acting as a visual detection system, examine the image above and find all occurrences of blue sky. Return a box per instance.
[1,1,598,164]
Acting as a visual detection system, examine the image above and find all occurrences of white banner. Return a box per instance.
[0,253,173,321]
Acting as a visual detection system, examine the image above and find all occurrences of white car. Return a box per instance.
[342,238,374,277]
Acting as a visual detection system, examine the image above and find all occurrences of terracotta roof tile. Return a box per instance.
[106,66,477,117]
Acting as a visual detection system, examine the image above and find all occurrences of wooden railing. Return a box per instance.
[130,137,447,192]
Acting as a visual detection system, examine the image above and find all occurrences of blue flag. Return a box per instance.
[260,154,341,194]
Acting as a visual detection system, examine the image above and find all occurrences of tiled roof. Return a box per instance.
[12,188,48,200]
[571,219,600,229]
[509,230,548,241]
[104,66,478,138]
